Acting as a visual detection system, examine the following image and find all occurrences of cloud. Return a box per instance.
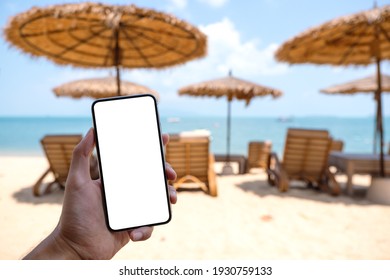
[199,18,287,77]
[166,0,188,10]
[198,0,229,8]
[166,0,227,12]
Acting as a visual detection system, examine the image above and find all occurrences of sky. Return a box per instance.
[0,0,389,117]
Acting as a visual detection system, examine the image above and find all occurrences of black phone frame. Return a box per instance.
[91,94,171,232]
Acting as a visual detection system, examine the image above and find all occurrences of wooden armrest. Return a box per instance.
[267,152,281,170]
[208,154,218,197]
[267,152,289,192]
[33,168,51,196]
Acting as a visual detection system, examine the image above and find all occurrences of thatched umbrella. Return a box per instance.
[4,2,207,95]
[275,5,390,176]
[321,74,390,153]
[178,71,282,174]
[53,77,159,100]
[321,75,390,95]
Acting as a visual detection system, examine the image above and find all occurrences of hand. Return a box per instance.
[24,128,177,260]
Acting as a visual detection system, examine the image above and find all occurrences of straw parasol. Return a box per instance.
[320,74,390,153]
[53,76,159,100]
[178,71,282,174]
[4,2,207,95]
[275,4,390,176]
[321,74,390,95]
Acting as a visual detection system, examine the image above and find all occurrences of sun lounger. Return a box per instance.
[267,128,340,195]
[33,134,98,196]
[246,141,272,172]
[165,131,217,197]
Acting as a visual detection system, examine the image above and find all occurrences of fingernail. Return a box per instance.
[132,232,143,241]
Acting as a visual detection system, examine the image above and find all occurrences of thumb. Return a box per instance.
[68,128,95,183]
[162,133,169,146]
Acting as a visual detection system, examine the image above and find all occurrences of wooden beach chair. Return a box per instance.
[266,128,340,195]
[33,135,98,196]
[330,139,344,151]
[165,132,217,197]
[246,141,272,172]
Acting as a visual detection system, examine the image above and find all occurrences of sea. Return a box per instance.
[0,116,389,157]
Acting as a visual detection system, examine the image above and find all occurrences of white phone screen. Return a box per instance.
[92,95,170,231]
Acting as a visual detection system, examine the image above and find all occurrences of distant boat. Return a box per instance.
[167,117,180,123]
[277,116,293,122]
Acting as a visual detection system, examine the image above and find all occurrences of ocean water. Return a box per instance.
[0,116,389,156]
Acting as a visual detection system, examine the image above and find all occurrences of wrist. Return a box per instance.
[23,227,82,260]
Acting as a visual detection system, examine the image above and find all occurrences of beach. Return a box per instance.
[1,0,390,272]
[1,155,389,260]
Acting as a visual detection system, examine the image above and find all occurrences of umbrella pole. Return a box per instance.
[222,98,233,175]
[373,110,378,154]
[374,103,381,154]
[115,64,121,96]
[227,71,232,165]
[114,28,121,96]
[227,98,232,163]
[375,56,385,177]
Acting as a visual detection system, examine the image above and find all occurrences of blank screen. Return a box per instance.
[92,95,170,231]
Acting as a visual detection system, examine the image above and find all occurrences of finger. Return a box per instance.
[129,226,154,242]
[162,134,169,146]
[165,162,177,181]
[68,128,95,181]
[168,185,177,204]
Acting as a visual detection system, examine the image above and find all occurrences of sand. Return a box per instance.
[0,155,389,260]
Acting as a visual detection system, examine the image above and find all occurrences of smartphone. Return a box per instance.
[91,94,171,231]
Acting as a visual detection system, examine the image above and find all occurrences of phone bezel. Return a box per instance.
[91,94,171,231]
